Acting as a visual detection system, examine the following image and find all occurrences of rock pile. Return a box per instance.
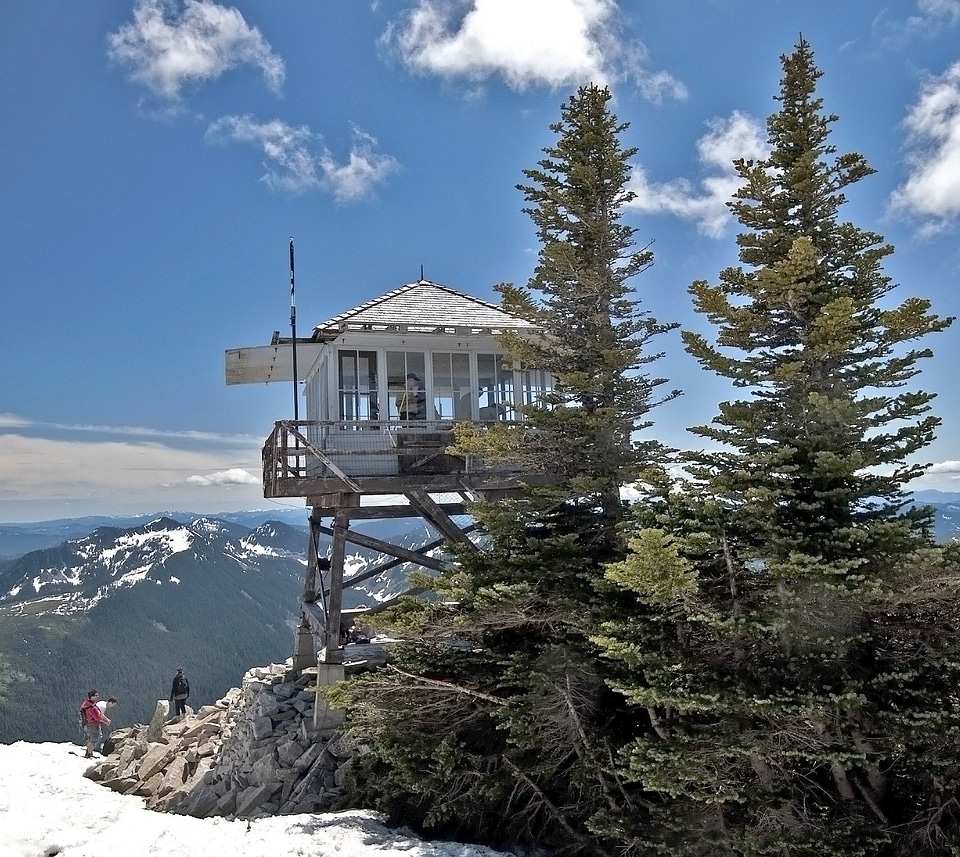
[85,660,358,818]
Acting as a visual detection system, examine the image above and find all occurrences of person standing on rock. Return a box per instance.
[169,667,190,722]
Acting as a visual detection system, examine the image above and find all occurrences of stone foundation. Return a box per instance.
[84,659,362,818]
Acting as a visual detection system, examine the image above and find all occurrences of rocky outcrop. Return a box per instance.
[84,659,363,818]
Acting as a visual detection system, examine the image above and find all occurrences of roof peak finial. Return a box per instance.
[419,264,425,282]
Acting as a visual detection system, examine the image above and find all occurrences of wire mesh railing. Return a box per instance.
[263,419,520,494]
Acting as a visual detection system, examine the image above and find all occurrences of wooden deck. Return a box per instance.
[265,419,547,673]
[262,419,526,500]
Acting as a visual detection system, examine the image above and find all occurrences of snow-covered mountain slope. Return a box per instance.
[0,512,462,743]
[0,516,308,616]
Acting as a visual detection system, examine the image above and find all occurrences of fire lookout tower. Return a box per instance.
[225,279,550,684]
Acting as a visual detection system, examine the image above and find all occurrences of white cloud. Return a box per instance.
[185,468,259,486]
[874,0,960,49]
[0,416,269,520]
[889,62,960,237]
[381,0,686,100]
[318,129,402,202]
[206,116,399,200]
[911,0,960,28]
[107,0,285,101]
[0,413,32,429]
[0,432,264,521]
[924,459,960,474]
[207,116,319,190]
[0,413,261,446]
[625,111,767,237]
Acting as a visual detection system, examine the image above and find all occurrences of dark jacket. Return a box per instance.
[170,673,190,700]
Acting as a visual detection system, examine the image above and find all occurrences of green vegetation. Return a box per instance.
[329,41,960,857]
[593,38,959,855]
[327,83,676,856]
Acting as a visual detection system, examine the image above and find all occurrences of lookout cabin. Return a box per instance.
[225,279,552,679]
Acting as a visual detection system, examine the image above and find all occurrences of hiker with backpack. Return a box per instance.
[169,667,190,722]
[78,690,110,759]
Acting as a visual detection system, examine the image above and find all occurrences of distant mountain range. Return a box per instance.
[1,496,955,745]
[0,511,439,744]
[0,508,313,559]
[909,494,960,543]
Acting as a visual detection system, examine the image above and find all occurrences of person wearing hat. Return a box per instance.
[169,667,190,722]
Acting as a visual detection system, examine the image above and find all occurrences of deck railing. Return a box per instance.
[262,419,519,496]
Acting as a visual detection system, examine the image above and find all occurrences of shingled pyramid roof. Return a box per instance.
[311,280,535,340]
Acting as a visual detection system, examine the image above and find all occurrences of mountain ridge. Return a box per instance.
[0,510,445,743]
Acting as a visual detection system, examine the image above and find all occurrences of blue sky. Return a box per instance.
[2,0,960,523]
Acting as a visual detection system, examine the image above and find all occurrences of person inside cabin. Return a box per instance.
[478,386,508,421]
[478,401,507,421]
[396,373,427,420]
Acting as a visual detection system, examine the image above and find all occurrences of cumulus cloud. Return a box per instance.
[625,111,767,237]
[889,62,960,237]
[185,468,259,486]
[206,116,399,200]
[107,0,285,101]
[381,0,686,100]
[907,458,960,491]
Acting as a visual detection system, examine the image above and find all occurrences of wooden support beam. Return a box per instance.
[312,522,449,572]
[333,503,467,521]
[287,473,528,673]
[335,523,478,593]
[302,602,327,637]
[405,489,479,551]
[366,588,431,613]
[344,534,454,585]
[302,517,323,603]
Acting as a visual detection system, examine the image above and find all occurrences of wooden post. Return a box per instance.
[320,509,348,665]
[293,510,324,673]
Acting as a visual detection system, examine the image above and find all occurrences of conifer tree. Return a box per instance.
[593,40,960,856]
[327,85,677,857]
[458,83,679,547]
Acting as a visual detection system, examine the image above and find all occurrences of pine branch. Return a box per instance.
[384,664,506,707]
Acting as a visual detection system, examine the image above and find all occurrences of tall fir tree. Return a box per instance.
[327,84,677,857]
[593,40,960,856]
[457,83,680,548]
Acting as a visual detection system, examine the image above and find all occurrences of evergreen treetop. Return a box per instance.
[682,37,952,561]
[461,83,679,541]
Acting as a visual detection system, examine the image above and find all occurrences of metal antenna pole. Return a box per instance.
[289,238,299,421]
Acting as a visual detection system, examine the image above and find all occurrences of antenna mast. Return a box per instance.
[289,238,299,421]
